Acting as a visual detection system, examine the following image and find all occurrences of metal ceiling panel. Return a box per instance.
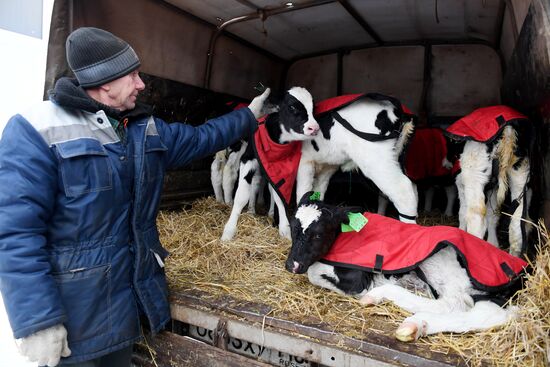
[228,2,375,59]
[165,0,252,24]
[164,0,503,59]
[347,0,501,43]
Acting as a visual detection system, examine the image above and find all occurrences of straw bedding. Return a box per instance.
[157,197,549,366]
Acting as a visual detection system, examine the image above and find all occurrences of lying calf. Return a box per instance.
[285,192,527,341]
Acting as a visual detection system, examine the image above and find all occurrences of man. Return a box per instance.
[0,27,269,366]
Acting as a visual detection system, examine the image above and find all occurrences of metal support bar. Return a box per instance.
[233,0,260,11]
[337,0,383,45]
[203,0,337,89]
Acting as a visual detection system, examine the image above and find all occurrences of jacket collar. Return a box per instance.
[48,77,152,120]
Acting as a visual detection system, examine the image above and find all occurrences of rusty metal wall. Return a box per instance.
[285,54,338,101]
[71,0,210,88]
[429,44,502,117]
[47,0,285,100]
[501,0,533,67]
[342,46,425,113]
[502,0,550,226]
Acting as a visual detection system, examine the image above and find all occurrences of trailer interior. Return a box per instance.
[45,0,550,366]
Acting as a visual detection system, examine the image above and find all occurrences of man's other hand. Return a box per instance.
[18,324,71,366]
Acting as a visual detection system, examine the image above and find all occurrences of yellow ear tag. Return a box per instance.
[341,213,368,232]
[309,192,321,201]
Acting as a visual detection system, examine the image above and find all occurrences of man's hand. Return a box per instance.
[248,88,271,119]
[18,324,71,366]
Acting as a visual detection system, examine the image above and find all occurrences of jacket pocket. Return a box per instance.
[53,264,112,343]
[56,139,113,197]
[144,135,168,182]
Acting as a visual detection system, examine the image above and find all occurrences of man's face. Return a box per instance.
[105,70,145,111]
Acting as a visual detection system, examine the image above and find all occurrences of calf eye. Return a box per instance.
[312,233,322,240]
[290,105,298,113]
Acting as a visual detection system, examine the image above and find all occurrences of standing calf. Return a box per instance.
[286,192,526,341]
[221,87,319,241]
[211,140,247,205]
[444,106,533,256]
[297,93,418,223]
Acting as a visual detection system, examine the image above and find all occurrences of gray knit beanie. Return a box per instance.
[66,27,141,88]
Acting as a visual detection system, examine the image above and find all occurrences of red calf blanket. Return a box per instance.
[322,212,527,291]
[445,105,528,142]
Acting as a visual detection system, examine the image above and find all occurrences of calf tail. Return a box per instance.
[495,126,519,208]
[395,118,416,159]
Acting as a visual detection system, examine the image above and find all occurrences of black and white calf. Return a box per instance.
[296,94,418,223]
[211,140,248,205]
[221,87,319,241]
[285,192,525,341]
[444,107,533,256]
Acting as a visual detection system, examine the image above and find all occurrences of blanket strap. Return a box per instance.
[333,112,398,141]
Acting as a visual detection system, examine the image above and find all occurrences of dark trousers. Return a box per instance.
[58,345,133,367]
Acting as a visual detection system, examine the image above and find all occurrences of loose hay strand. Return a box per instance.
[158,197,550,366]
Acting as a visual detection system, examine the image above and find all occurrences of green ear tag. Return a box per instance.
[309,192,321,201]
[341,213,368,232]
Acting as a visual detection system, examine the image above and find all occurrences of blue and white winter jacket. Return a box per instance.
[0,78,257,362]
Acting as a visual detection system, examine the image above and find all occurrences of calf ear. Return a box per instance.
[298,191,316,206]
[337,206,365,224]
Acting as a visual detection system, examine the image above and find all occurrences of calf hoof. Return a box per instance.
[359,294,377,305]
[279,227,291,240]
[221,228,236,242]
[395,321,427,342]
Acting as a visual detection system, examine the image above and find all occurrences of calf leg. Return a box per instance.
[395,301,516,341]
[221,161,258,241]
[456,173,467,230]
[355,160,418,223]
[485,188,500,247]
[458,141,492,239]
[256,176,267,208]
[313,165,339,200]
[247,172,262,214]
[269,185,291,239]
[211,153,225,203]
[360,284,472,315]
[443,184,457,216]
[424,187,435,213]
[377,194,389,215]
[295,158,316,204]
[222,155,240,205]
[507,159,530,256]
[307,262,349,296]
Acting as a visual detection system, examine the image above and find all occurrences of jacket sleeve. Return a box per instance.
[0,116,66,339]
[155,108,258,169]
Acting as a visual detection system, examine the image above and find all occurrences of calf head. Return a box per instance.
[285,192,361,274]
[277,87,319,142]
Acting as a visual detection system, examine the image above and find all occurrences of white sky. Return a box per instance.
[0,1,54,366]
